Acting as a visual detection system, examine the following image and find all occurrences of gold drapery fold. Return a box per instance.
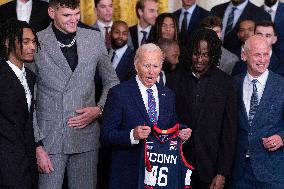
[0,0,12,6]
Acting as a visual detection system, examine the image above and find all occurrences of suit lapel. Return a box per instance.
[237,74,249,130]
[41,25,72,77]
[157,83,166,126]
[188,6,199,32]
[115,47,131,76]
[129,78,151,125]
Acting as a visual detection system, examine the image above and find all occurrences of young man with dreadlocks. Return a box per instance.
[0,18,39,189]
[33,0,119,188]
[167,28,237,189]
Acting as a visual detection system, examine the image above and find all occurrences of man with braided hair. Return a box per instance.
[0,18,39,189]
[167,28,238,189]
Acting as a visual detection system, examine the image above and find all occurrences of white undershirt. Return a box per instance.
[16,0,32,23]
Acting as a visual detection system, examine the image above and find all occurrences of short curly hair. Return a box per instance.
[49,0,80,9]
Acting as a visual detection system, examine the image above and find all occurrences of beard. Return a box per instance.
[111,38,127,49]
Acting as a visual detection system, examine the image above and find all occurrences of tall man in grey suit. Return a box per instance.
[33,0,119,188]
[231,35,284,188]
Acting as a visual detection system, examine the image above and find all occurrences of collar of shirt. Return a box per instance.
[191,65,212,78]
[179,3,197,30]
[137,24,151,46]
[228,0,248,12]
[6,60,25,79]
[243,70,269,116]
[17,0,32,23]
[264,1,279,21]
[136,75,159,116]
[52,24,76,43]
[111,44,128,69]
[97,20,113,31]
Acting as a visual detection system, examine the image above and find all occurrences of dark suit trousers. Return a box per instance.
[230,159,284,189]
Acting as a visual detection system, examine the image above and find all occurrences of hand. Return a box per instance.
[179,128,192,141]
[210,174,225,189]
[36,146,54,174]
[133,125,151,140]
[68,107,101,129]
[262,134,283,151]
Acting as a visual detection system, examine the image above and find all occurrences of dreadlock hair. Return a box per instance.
[187,28,222,67]
[152,13,179,43]
[0,18,40,61]
[49,0,80,9]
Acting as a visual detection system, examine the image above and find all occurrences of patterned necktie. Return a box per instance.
[147,88,157,123]
[140,31,148,46]
[105,26,111,49]
[180,11,188,44]
[248,79,259,126]
[225,7,236,35]
[159,72,164,86]
[111,51,116,63]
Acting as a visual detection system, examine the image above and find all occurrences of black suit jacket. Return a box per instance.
[0,60,37,189]
[174,5,210,45]
[232,52,284,77]
[129,24,154,50]
[115,46,136,82]
[211,2,271,53]
[167,66,237,183]
[0,0,51,32]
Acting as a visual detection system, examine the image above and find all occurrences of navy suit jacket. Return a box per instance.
[0,0,51,32]
[174,5,210,45]
[101,78,178,189]
[267,2,284,57]
[232,52,284,77]
[0,60,37,188]
[233,72,284,182]
[115,46,136,82]
[129,25,154,50]
[211,1,271,53]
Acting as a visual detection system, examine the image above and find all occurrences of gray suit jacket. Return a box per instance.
[219,46,239,75]
[33,24,119,154]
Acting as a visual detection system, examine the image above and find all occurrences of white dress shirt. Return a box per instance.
[7,61,32,111]
[111,44,128,69]
[16,0,32,23]
[243,70,269,117]
[130,76,160,144]
[222,0,248,40]
[178,3,197,31]
[264,1,279,22]
[97,20,113,39]
[137,24,152,47]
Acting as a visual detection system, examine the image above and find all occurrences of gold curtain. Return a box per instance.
[80,0,96,26]
[0,0,11,6]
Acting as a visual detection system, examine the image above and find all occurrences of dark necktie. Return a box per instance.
[159,72,164,86]
[111,51,116,63]
[225,7,236,35]
[141,30,148,46]
[147,88,157,123]
[248,79,259,126]
[105,26,111,49]
[180,11,188,44]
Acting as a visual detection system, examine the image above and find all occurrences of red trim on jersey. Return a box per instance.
[184,186,191,188]
[144,139,152,172]
[180,140,194,170]
[145,186,154,189]
[153,123,179,142]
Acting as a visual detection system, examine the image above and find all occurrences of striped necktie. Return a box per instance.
[225,7,236,35]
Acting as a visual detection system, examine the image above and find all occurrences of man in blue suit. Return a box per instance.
[101,43,191,189]
[173,0,210,45]
[263,0,284,58]
[231,35,284,188]
[211,0,270,53]
[232,21,284,76]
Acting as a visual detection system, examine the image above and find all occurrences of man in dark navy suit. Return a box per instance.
[101,43,191,189]
[0,0,51,32]
[232,21,284,76]
[173,0,210,45]
[231,35,284,189]
[110,20,136,82]
[0,19,38,189]
[211,0,270,53]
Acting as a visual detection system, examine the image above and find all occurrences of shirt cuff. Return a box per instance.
[130,129,139,145]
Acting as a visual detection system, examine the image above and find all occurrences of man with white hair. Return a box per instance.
[101,43,192,189]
